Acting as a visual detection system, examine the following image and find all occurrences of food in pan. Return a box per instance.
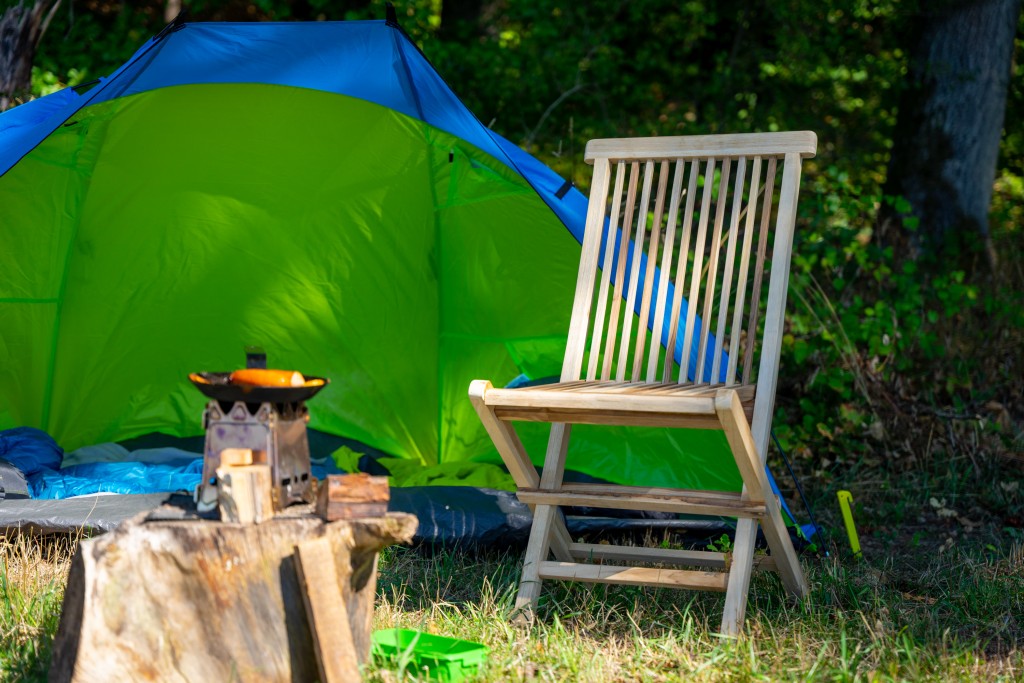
[229,369,306,387]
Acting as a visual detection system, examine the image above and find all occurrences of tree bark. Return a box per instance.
[882,0,1021,264]
[0,0,61,112]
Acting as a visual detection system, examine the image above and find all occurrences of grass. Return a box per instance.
[0,535,75,682]
[2,501,1021,682]
[367,534,1024,682]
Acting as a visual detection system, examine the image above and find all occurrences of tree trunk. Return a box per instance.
[49,503,417,682]
[0,0,61,112]
[882,0,1021,264]
[164,0,182,24]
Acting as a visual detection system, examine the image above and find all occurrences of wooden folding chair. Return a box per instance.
[469,132,816,635]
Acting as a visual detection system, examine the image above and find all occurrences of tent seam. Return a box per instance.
[389,25,427,122]
[40,120,102,433]
[424,125,445,466]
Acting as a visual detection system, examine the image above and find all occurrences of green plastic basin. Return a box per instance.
[371,628,488,682]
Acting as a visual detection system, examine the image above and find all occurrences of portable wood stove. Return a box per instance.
[188,370,328,512]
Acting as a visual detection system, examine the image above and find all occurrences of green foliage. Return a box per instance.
[30,66,85,97]
[21,0,1024,484]
[777,154,1023,476]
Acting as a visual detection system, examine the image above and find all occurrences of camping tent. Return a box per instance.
[0,15,755,497]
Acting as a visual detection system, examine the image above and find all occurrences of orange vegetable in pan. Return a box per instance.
[229,369,306,387]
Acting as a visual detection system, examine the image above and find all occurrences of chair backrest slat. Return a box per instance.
[615,161,655,381]
[662,160,700,383]
[711,157,747,386]
[750,152,804,460]
[586,161,627,381]
[743,156,777,384]
[680,157,716,384]
[648,160,686,382]
[566,132,814,415]
[727,156,762,384]
[694,158,731,385]
[601,162,640,380]
[633,161,671,382]
[560,157,611,381]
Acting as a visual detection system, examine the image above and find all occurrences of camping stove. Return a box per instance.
[188,369,328,512]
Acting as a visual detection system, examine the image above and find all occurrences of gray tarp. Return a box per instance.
[0,493,173,534]
[0,435,731,542]
[0,487,731,543]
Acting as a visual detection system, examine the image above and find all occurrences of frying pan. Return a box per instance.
[188,372,329,403]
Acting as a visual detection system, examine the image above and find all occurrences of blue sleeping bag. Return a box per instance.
[0,429,341,499]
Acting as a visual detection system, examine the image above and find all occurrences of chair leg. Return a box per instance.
[716,389,809,634]
[469,380,539,488]
[539,423,574,563]
[721,504,808,635]
[513,421,576,622]
[721,517,758,635]
[756,494,809,599]
[469,384,575,563]
[514,502,558,623]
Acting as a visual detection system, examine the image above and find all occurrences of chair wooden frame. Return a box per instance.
[469,131,816,635]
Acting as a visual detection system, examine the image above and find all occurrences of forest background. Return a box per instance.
[2,2,1024,679]
[2,0,1023,563]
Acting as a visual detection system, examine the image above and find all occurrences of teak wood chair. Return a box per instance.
[469,131,817,635]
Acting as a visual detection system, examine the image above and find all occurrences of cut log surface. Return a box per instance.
[49,499,416,683]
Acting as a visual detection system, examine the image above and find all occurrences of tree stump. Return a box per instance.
[49,499,417,682]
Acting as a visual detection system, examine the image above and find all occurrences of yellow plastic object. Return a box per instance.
[837,490,862,558]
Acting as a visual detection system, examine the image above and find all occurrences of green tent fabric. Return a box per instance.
[0,19,746,496]
[1,83,569,455]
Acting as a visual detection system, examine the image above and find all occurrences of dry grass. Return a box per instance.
[0,534,77,682]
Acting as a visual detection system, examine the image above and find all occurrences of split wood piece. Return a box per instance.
[217,463,273,524]
[317,473,390,521]
[294,535,361,683]
[220,447,255,466]
[49,507,417,683]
